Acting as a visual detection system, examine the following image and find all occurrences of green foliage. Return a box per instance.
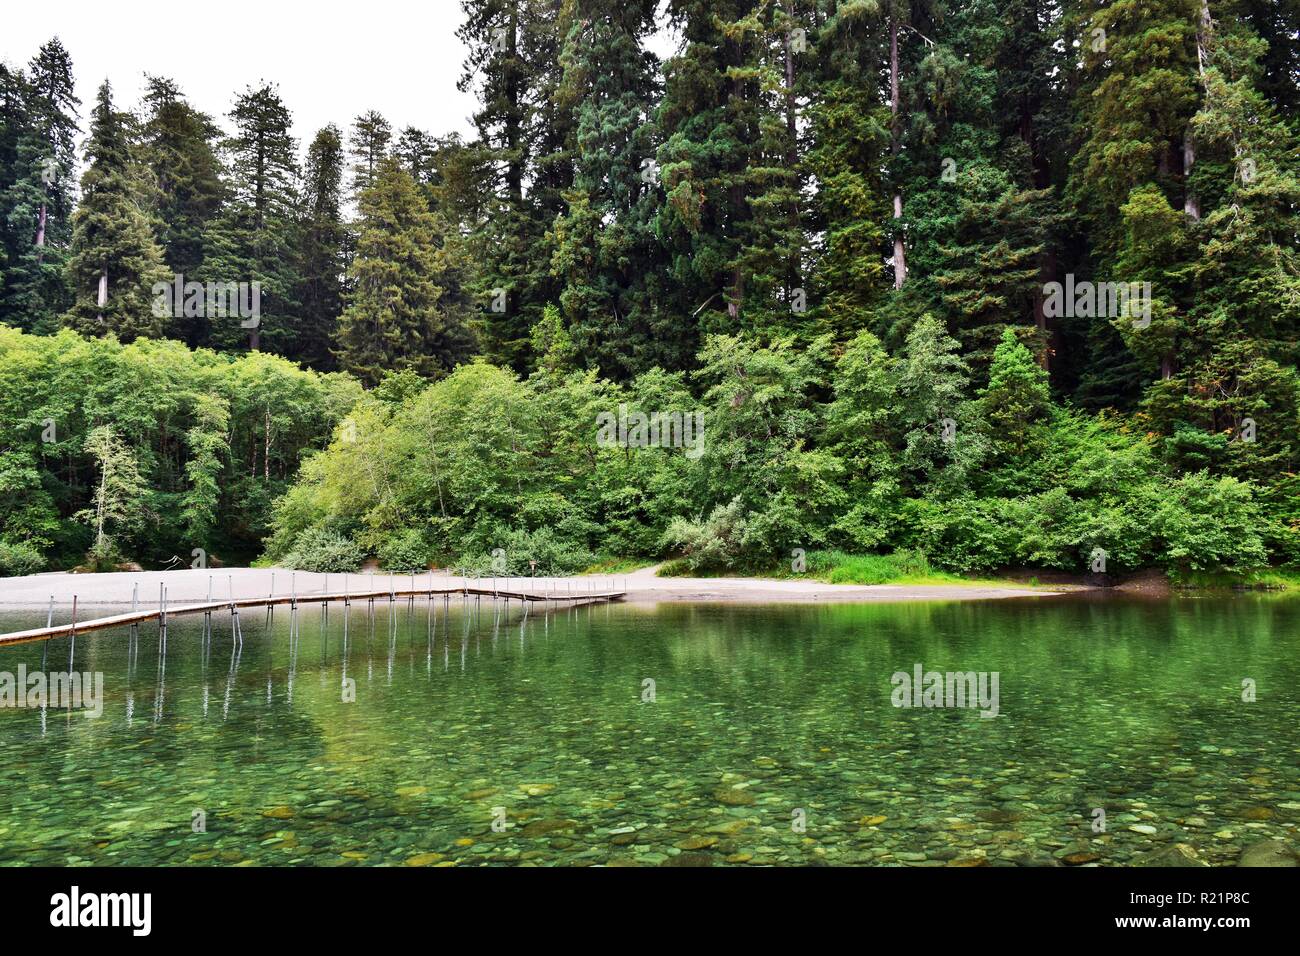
[1,8,1298,586]
[138,76,223,287]
[198,83,302,355]
[548,0,671,377]
[0,326,360,570]
[528,303,576,374]
[64,81,170,340]
[823,330,900,550]
[456,0,573,371]
[0,539,44,576]
[335,158,475,385]
[79,423,149,559]
[374,527,436,572]
[0,40,79,334]
[893,313,987,489]
[280,527,364,573]
[296,124,347,368]
[980,328,1051,458]
[789,549,956,586]
[460,527,596,575]
[1150,472,1268,575]
[661,498,752,573]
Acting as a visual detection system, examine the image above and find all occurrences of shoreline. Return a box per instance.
[0,566,1071,609]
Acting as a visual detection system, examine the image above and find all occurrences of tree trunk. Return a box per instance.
[35,202,46,261]
[96,269,108,325]
[96,466,107,553]
[1183,129,1199,219]
[726,32,749,319]
[1196,0,1212,76]
[890,16,907,290]
[1034,248,1060,371]
[1186,0,1213,220]
[782,1,800,299]
[505,10,523,206]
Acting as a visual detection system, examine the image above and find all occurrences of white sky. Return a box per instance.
[3,1,681,159]
[2,0,481,151]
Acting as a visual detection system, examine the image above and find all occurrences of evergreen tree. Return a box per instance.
[979,327,1052,458]
[0,64,25,325]
[656,0,773,332]
[0,39,80,332]
[298,125,347,369]
[1066,0,1201,400]
[805,1,891,339]
[138,77,223,276]
[893,312,986,489]
[548,0,671,377]
[428,132,489,216]
[521,0,578,285]
[995,0,1073,378]
[931,172,1056,372]
[199,84,301,353]
[64,80,169,341]
[348,110,392,197]
[1229,0,1300,117]
[729,0,811,335]
[1070,0,1201,236]
[885,1,1058,374]
[457,0,546,369]
[824,329,900,549]
[335,158,475,384]
[1141,2,1300,493]
[394,126,438,186]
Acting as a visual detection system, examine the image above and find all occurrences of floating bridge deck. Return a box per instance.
[0,581,626,647]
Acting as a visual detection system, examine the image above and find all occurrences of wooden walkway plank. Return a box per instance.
[0,585,625,647]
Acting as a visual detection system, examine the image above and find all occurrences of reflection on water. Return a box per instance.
[0,593,1297,866]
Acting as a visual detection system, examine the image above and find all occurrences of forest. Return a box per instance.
[0,0,1297,581]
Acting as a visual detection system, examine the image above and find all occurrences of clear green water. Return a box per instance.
[0,594,1297,867]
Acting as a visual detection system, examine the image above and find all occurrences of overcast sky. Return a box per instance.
[4,2,681,157]
[0,1,567,152]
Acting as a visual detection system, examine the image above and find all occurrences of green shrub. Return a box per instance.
[905,497,1020,572]
[375,528,435,571]
[806,549,941,584]
[1151,472,1268,575]
[655,558,695,577]
[457,526,596,575]
[76,539,127,573]
[281,528,365,573]
[0,539,44,576]
[660,498,751,573]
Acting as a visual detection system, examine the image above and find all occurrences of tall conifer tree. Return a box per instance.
[64,81,168,341]
[336,158,475,384]
[0,39,80,332]
[200,84,302,353]
[298,124,347,369]
[548,0,670,377]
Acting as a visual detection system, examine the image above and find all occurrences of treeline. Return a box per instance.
[268,322,1282,578]
[0,328,359,573]
[4,5,1296,390]
[1,1,1298,576]
[0,42,476,371]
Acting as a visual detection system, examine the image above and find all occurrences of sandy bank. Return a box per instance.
[0,565,1067,609]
